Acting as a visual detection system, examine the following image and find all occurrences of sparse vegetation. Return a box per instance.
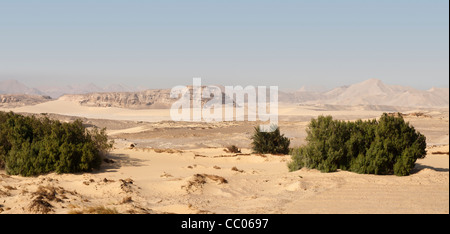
[231,166,244,173]
[183,174,228,194]
[153,148,183,154]
[28,185,77,214]
[225,145,241,153]
[288,113,427,176]
[68,206,119,214]
[0,111,113,176]
[251,125,290,155]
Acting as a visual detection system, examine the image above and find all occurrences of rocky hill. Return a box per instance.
[0,94,52,108]
[59,87,235,109]
[60,89,175,109]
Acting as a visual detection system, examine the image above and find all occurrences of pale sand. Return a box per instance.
[0,146,448,214]
[1,99,172,122]
[1,100,399,123]
[0,101,448,214]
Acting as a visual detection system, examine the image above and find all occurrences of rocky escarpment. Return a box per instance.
[0,95,52,108]
[61,89,174,109]
[59,87,234,109]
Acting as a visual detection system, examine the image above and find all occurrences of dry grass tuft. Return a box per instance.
[121,196,133,204]
[0,189,11,197]
[231,166,244,173]
[27,185,77,214]
[28,197,53,214]
[119,178,135,193]
[68,206,119,214]
[224,145,241,153]
[3,185,17,190]
[182,174,228,193]
[153,148,183,154]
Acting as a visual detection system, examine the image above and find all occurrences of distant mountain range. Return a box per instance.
[278,79,449,108]
[0,79,449,108]
[0,80,45,96]
[0,80,141,98]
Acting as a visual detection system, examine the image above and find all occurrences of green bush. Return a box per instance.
[0,111,113,176]
[251,125,290,155]
[288,113,426,176]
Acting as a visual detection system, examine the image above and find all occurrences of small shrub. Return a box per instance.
[289,113,426,176]
[0,111,113,176]
[251,125,290,155]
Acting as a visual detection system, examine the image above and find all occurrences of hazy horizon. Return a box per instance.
[1,0,449,90]
[1,78,448,98]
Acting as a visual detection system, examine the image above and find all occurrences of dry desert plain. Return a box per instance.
[0,99,448,214]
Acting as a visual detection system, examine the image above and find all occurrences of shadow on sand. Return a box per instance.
[411,163,449,174]
[96,153,147,173]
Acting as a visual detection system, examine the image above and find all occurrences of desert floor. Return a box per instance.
[0,102,448,214]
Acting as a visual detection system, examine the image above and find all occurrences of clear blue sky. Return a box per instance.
[0,0,448,90]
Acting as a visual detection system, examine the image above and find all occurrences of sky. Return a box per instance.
[0,0,448,90]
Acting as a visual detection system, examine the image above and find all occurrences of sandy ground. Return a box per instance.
[0,102,448,214]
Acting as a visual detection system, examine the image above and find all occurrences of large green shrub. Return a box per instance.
[251,125,290,155]
[288,113,426,176]
[0,111,113,176]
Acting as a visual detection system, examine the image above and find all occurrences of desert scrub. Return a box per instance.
[251,125,290,155]
[288,113,426,176]
[225,145,241,153]
[0,111,113,176]
[68,206,119,214]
